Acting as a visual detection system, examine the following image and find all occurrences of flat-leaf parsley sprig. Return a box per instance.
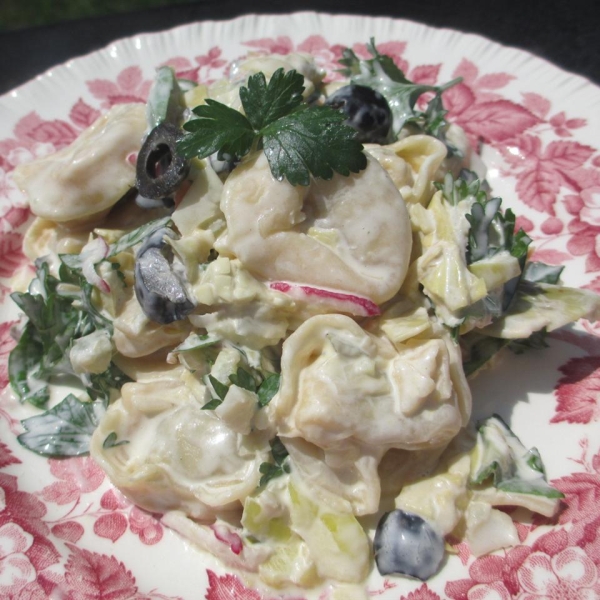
[177,67,367,186]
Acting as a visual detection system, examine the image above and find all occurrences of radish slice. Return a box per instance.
[80,236,110,294]
[210,522,244,555]
[270,282,380,317]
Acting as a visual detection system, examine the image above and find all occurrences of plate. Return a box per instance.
[1,11,600,600]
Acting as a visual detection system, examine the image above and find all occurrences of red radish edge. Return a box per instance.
[80,236,111,294]
[270,282,380,317]
[210,523,244,555]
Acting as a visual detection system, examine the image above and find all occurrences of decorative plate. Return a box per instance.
[1,11,600,600]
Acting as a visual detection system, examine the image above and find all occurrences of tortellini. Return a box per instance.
[368,135,447,205]
[270,313,465,452]
[209,52,324,110]
[266,313,469,516]
[218,152,412,305]
[90,377,271,520]
[13,103,146,224]
[112,293,190,358]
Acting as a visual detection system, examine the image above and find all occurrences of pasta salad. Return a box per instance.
[6,40,600,598]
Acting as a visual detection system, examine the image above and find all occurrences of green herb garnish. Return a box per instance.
[8,259,126,409]
[18,394,105,457]
[259,437,290,487]
[178,68,367,186]
[338,38,461,145]
[102,432,130,449]
[257,373,280,407]
[470,414,564,498]
[202,374,230,410]
[202,368,280,410]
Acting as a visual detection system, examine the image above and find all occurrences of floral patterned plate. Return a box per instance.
[1,11,600,600]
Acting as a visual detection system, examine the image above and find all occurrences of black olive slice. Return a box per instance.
[136,123,190,200]
[325,84,393,144]
[134,227,194,324]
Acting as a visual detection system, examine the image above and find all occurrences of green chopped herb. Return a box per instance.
[257,373,281,407]
[18,394,105,457]
[259,437,290,487]
[202,374,230,410]
[103,432,130,449]
[8,259,126,409]
[229,366,258,392]
[470,415,564,499]
[338,38,461,146]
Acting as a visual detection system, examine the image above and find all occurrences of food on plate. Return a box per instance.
[7,39,600,596]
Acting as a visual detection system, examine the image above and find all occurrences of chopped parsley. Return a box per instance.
[259,437,290,487]
[202,368,281,410]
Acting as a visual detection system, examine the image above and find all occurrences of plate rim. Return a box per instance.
[2,10,599,106]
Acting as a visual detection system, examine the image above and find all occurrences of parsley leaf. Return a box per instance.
[180,99,255,160]
[240,69,304,130]
[202,374,230,409]
[262,105,366,186]
[257,373,280,407]
[178,68,367,186]
[437,170,532,265]
[18,394,105,457]
[259,437,290,487]
[229,367,258,392]
[9,258,129,413]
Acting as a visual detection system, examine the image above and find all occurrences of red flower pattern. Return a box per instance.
[161,47,228,84]
[552,356,600,424]
[87,66,151,109]
[0,28,599,600]
[400,584,442,600]
[0,321,18,390]
[40,458,105,505]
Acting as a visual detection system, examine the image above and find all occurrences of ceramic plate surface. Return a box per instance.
[1,11,600,600]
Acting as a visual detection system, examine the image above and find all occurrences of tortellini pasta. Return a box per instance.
[368,135,448,205]
[209,52,324,110]
[90,377,271,520]
[266,313,468,516]
[13,103,146,225]
[270,313,465,453]
[218,151,412,305]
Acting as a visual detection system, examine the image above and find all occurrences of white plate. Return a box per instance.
[1,11,600,600]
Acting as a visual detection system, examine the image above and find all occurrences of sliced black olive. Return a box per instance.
[136,123,190,200]
[373,509,445,581]
[134,227,194,324]
[325,84,392,144]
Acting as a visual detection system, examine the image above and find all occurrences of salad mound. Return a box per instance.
[7,40,600,596]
